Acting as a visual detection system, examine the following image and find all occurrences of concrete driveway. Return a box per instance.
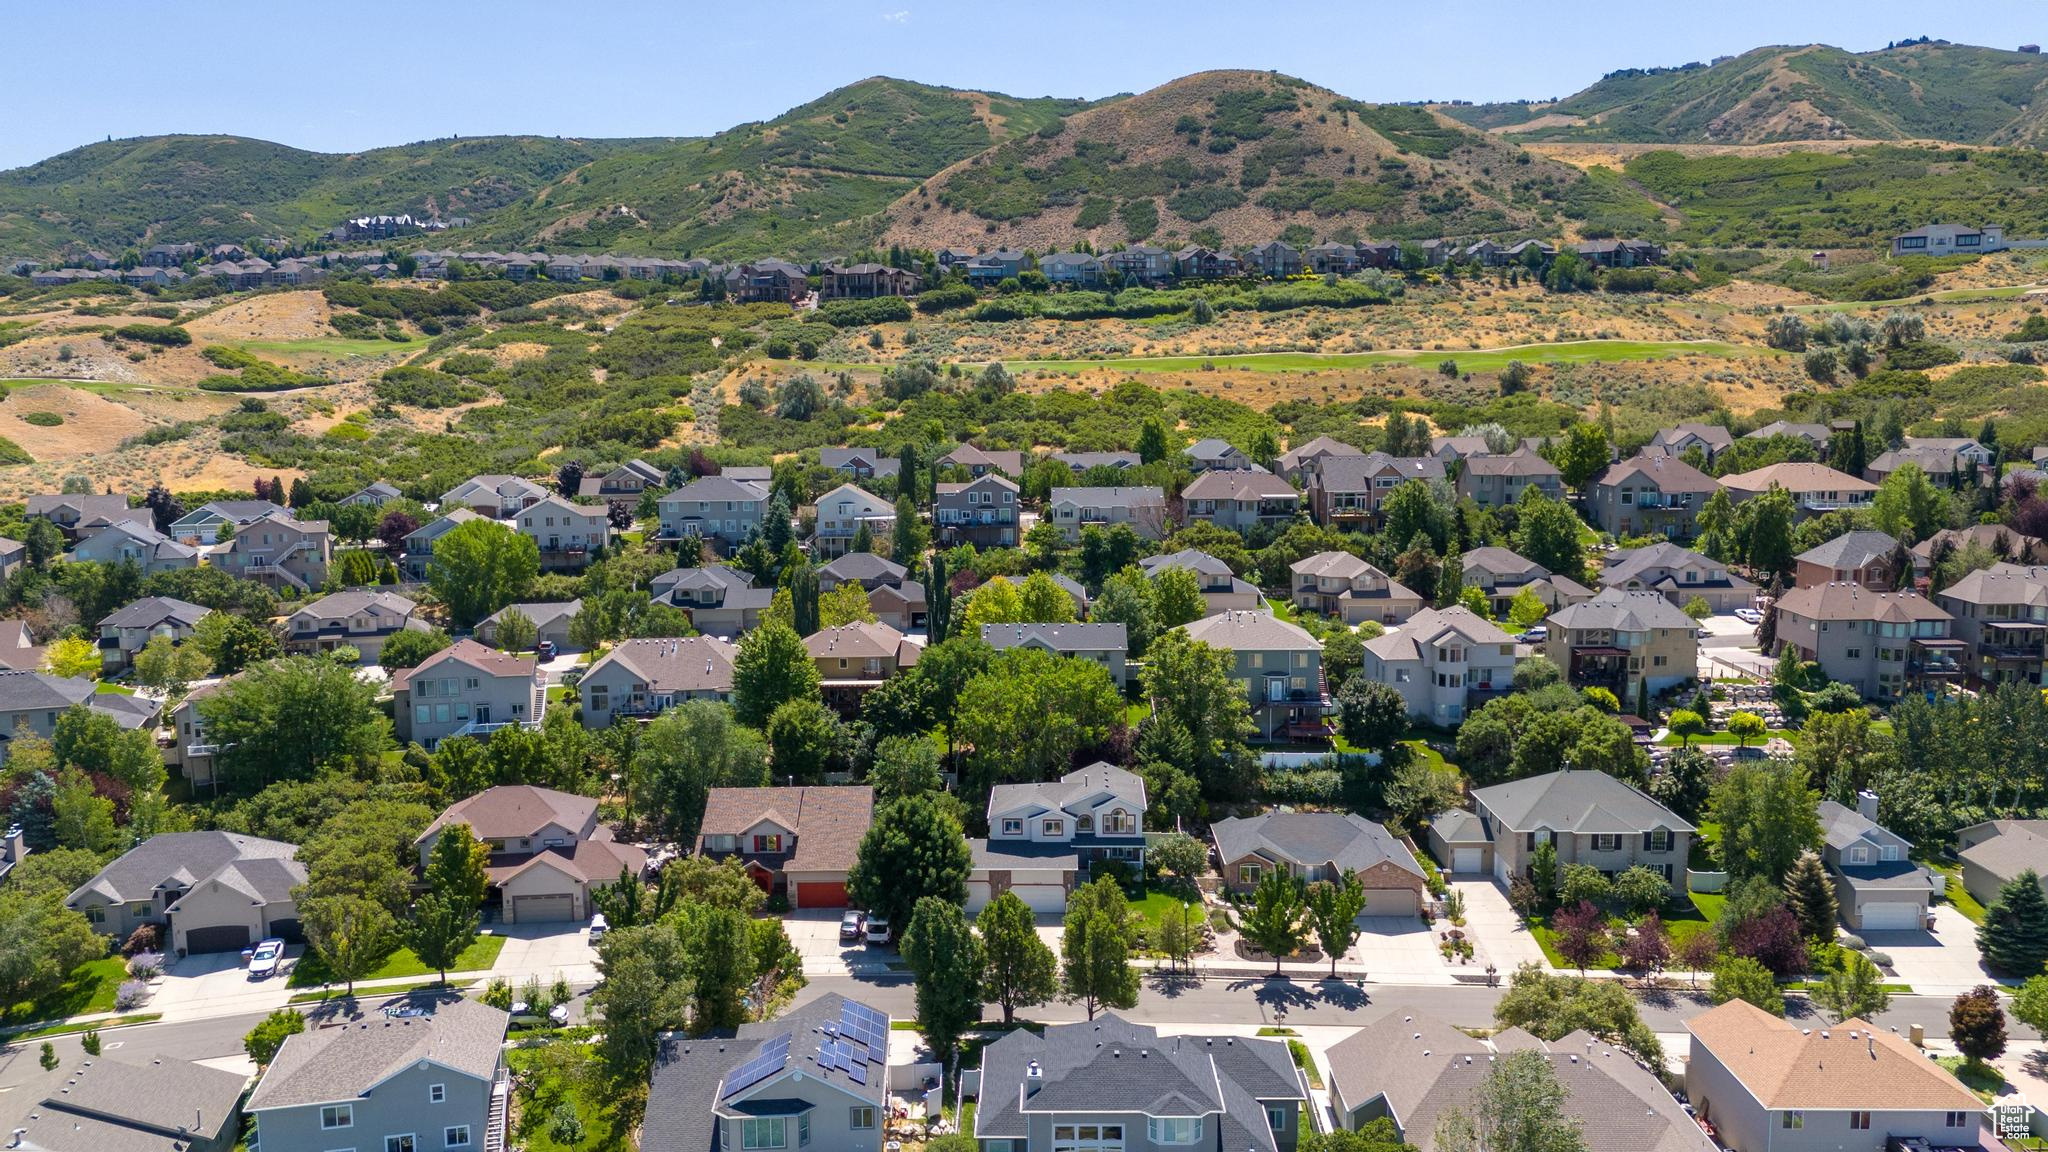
[151,949,296,1023]
[783,909,893,974]
[1862,905,1997,996]
[1449,878,1550,974]
[491,923,599,983]
[1347,916,1454,985]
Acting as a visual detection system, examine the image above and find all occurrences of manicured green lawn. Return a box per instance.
[1928,860,1987,924]
[0,957,126,1027]
[1001,339,1768,376]
[1124,702,1152,728]
[289,934,505,987]
[1131,888,1205,952]
[94,682,136,695]
[1657,731,1777,747]
[1263,597,1296,621]
[1531,891,1721,971]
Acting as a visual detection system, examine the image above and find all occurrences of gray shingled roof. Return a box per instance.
[1547,588,1696,632]
[1180,609,1321,652]
[247,996,508,1112]
[1795,530,1901,572]
[987,762,1146,822]
[1957,820,2048,887]
[68,831,302,906]
[98,596,209,630]
[1210,813,1423,880]
[982,621,1128,653]
[2,1051,249,1152]
[1470,769,1693,834]
[819,552,908,585]
[590,635,736,694]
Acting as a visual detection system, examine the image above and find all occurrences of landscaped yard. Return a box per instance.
[1935,1055,2007,1104]
[1529,891,1720,971]
[1130,887,1205,953]
[1927,860,1987,924]
[288,934,505,988]
[506,1042,629,1152]
[0,957,126,1028]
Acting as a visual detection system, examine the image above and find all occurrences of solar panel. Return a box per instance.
[721,1034,791,1099]
[840,1001,888,1054]
[846,1059,867,1085]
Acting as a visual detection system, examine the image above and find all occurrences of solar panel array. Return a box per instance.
[813,1000,889,1087]
[721,1033,792,1100]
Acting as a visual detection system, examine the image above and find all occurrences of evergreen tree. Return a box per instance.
[851,520,874,554]
[1782,851,1838,942]
[926,554,951,642]
[785,562,820,637]
[1978,868,2048,975]
[762,493,793,557]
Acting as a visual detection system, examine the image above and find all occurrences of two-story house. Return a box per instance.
[1588,454,1721,541]
[935,473,1019,548]
[513,494,609,572]
[96,595,208,672]
[168,499,288,545]
[1178,610,1328,741]
[1686,998,1983,1152]
[1818,794,1941,930]
[478,599,582,651]
[1646,422,1734,464]
[982,622,1130,688]
[972,1015,1306,1152]
[1598,542,1758,614]
[284,589,423,664]
[418,784,644,923]
[1720,462,1877,521]
[936,443,1025,479]
[440,474,548,517]
[1174,245,1242,278]
[1936,562,2048,686]
[1442,768,1693,886]
[1038,251,1106,287]
[391,639,543,751]
[1211,812,1429,916]
[1770,583,1962,700]
[650,564,775,637]
[1139,548,1260,613]
[579,635,737,728]
[1308,453,1447,527]
[210,509,331,592]
[1543,588,1699,698]
[1275,435,1364,485]
[819,447,902,481]
[1045,486,1168,542]
[1954,819,2048,908]
[1795,529,1906,591]
[1461,546,1594,618]
[1053,450,1140,473]
[66,830,305,954]
[646,994,892,1152]
[1455,449,1565,509]
[1247,239,1305,276]
[1183,437,1255,472]
[1100,244,1175,284]
[697,785,873,908]
[401,508,483,581]
[341,480,402,507]
[1180,469,1301,533]
[1289,551,1422,626]
[1360,607,1515,726]
[812,483,896,558]
[972,763,1147,914]
[0,670,158,762]
[0,1047,248,1152]
[576,458,664,512]
[658,475,771,547]
[804,621,919,713]
[246,997,511,1152]
[818,552,925,628]
[26,493,138,540]
[66,519,200,574]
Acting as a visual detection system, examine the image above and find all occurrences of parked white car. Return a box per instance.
[1734,608,1763,624]
[247,938,285,980]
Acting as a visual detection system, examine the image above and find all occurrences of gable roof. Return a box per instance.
[1816,800,1910,854]
[1470,769,1693,834]
[401,637,535,685]
[1462,546,1548,580]
[802,620,911,662]
[1048,485,1167,510]
[1686,998,1981,1112]
[818,551,908,585]
[1652,422,1734,451]
[1601,542,1755,593]
[1956,819,2048,884]
[1211,812,1422,879]
[1180,609,1321,652]
[1597,453,1720,493]
[1774,583,1952,623]
[1363,607,1513,663]
[1315,452,1447,492]
[483,598,582,630]
[813,482,895,515]
[1182,469,1299,501]
[1548,588,1696,632]
[405,508,481,543]
[1139,548,1234,578]
[981,621,1129,653]
[247,996,509,1112]
[663,475,770,504]
[698,786,875,872]
[1795,530,1901,571]
[988,762,1146,823]
[1290,550,1375,580]
[818,447,901,477]
[420,785,597,844]
[587,635,737,695]
[289,588,416,621]
[1277,435,1364,471]
[98,595,209,630]
[1459,449,1560,479]
[2,1050,249,1152]
[1938,562,2048,608]
[68,831,302,907]
[1719,462,1875,497]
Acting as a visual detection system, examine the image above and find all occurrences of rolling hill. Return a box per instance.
[879,70,1654,252]
[1443,41,2048,146]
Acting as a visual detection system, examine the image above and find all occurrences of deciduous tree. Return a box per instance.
[731,622,820,728]
[428,519,540,627]
[901,896,982,1065]
[976,891,1057,1025]
[848,794,972,932]
[1306,871,1370,977]
[1951,985,2008,1066]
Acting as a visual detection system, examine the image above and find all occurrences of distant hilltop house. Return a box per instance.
[326,213,464,242]
[1890,222,2048,257]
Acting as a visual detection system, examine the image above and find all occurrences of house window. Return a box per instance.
[742,1118,787,1149]
[1053,1124,1125,1152]
[1850,845,1868,863]
[84,906,104,925]
[1647,829,1673,852]
[1947,1112,1971,1128]
[429,1084,445,1104]
[384,1136,416,1152]
[445,1126,472,1148]
[1266,1106,1288,1132]
[798,1112,810,1147]
[1042,819,1065,837]
[1240,864,1262,885]
[1882,845,1898,861]
[1850,1112,1871,1130]
[321,1105,353,1130]
[1781,1112,1803,1130]
[1147,1118,1203,1145]
[754,834,783,853]
[1001,819,1024,836]
[850,1107,876,1130]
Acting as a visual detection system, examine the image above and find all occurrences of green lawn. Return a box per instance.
[1936,1055,2007,1104]
[1124,702,1152,728]
[94,681,136,695]
[1262,597,1296,621]
[1788,284,2038,312]
[1000,339,1768,376]
[1531,891,1721,971]
[287,979,453,1005]
[4,1012,161,1040]
[234,336,432,360]
[1927,860,1987,925]
[289,934,505,987]
[506,1043,628,1152]
[1657,731,1778,747]
[1131,888,1205,953]
[0,957,126,1028]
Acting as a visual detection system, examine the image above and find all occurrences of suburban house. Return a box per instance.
[1892,221,2008,256]
[1588,454,1721,541]
[936,443,1025,479]
[1770,584,1962,700]
[402,508,483,580]
[1818,795,1941,930]
[1179,610,1329,741]
[0,670,158,761]
[1309,453,1448,527]
[804,621,920,713]
[66,831,305,953]
[1462,546,1594,617]
[823,262,921,298]
[1325,1012,1710,1152]
[651,564,775,637]
[869,579,929,632]
[209,509,331,592]
[1902,437,1994,469]
[27,492,140,540]
[418,784,644,923]
[66,519,200,574]
[1936,562,2048,686]
[1247,239,1305,276]
[1542,588,1700,698]
[96,595,209,672]
[1140,548,1261,613]
[696,785,873,908]
[1647,422,1735,463]
[1360,607,1515,726]
[477,599,582,651]
[1289,551,1423,626]
[246,996,510,1152]
[645,994,892,1152]
[341,480,402,507]
[1101,244,1175,283]
[1720,462,1877,520]
[658,475,771,546]
[1211,812,1428,915]
[936,473,1021,548]
[1599,542,1758,614]
[579,635,737,727]
[1180,468,1302,532]
[1309,241,1361,273]
[1053,449,1140,472]
[982,622,1130,687]
[166,676,236,789]
[0,1047,248,1152]
[1686,998,1984,1152]
[819,447,901,481]
[0,620,42,671]
[441,474,549,517]
[1276,435,1364,484]
[1045,486,1169,541]
[1440,768,1693,885]
[726,259,810,302]
[391,639,543,751]
[1174,245,1242,278]
[964,250,1027,284]
[513,494,609,571]
[1954,819,2048,907]
[1747,420,1835,452]
[1454,449,1564,508]
[1795,529,1906,591]
[577,458,665,511]
[972,1016,1307,1152]
[812,483,896,558]
[167,499,288,544]
[284,589,423,664]
[1038,251,1104,286]
[970,763,1147,914]
[1184,437,1255,472]
[1913,523,2043,578]
[0,535,22,579]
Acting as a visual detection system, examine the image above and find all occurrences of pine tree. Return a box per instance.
[1978,868,2048,975]
[1783,851,1838,942]
[926,554,951,642]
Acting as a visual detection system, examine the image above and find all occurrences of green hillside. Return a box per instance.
[1445,41,2048,145]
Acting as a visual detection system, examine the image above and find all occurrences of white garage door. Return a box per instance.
[1451,848,1483,873]
[1361,889,1419,918]
[1010,884,1067,915]
[511,893,576,923]
[1859,902,1921,930]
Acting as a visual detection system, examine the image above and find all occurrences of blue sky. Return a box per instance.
[8,1,2048,169]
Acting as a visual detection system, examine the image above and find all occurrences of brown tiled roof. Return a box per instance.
[1686,998,1982,1111]
[591,636,737,694]
[1597,454,1721,493]
[407,637,536,682]
[420,784,597,843]
[698,786,875,873]
[1720,462,1875,497]
[1181,469,1299,501]
[1775,582,1952,623]
[803,621,908,661]
[494,838,648,885]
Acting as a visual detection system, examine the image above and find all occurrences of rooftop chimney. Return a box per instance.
[1856,789,1880,824]
[1025,1060,1042,1099]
